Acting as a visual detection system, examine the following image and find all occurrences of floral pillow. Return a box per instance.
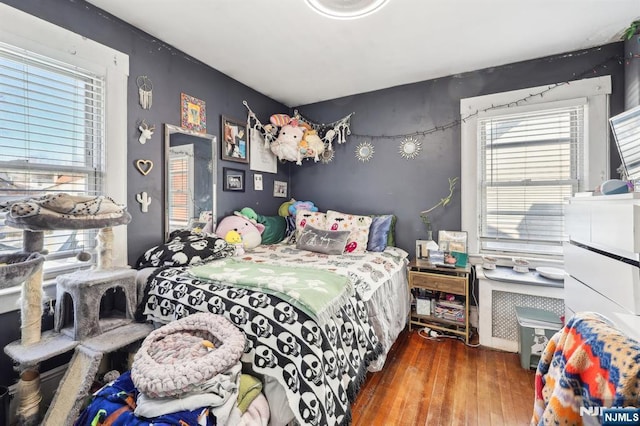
[326,210,372,254]
[295,210,327,240]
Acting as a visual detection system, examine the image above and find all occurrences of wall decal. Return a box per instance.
[135,159,154,176]
[136,191,152,213]
[138,120,155,144]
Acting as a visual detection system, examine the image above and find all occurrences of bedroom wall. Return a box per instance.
[0,0,290,268]
[0,0,289,388]
[292,43,626,255]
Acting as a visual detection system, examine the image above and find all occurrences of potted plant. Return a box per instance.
[419,176,458,240]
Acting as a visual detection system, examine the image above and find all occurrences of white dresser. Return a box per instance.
[565,193,640,341]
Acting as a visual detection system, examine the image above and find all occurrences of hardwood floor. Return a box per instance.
[351,328,536,426]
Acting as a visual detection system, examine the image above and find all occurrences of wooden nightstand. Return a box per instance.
[408,259,471,344]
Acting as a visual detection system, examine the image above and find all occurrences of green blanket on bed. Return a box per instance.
[189,258,353,325]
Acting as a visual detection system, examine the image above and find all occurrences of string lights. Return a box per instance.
[349,54,624,142]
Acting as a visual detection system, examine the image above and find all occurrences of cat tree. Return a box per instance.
[1,194,152,425]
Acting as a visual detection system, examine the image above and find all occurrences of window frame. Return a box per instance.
[0,4,129,312]
[460,76,611,259]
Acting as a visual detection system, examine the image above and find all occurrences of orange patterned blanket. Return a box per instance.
[532,312,640,425]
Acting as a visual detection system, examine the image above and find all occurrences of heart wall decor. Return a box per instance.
[136,159,153,176]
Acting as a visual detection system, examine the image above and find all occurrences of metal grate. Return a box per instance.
[491,290,564,341]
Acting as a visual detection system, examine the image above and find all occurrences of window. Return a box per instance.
[0,43,105,278]
[168,145,195,233]
[479,104,583,256]
[461,76,611,259]
[0,4,128,301]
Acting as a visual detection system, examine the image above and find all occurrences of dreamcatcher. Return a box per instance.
[137,76,153,110]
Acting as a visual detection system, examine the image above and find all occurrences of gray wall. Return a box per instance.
[292,43,626,255]
[625,34,640,109]
[1,0,290,268]
[0,0,629,389]
[0,0,289,387]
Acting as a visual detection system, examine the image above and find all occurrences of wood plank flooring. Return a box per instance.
[351,329,536,426]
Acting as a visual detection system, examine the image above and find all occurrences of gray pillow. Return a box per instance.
[296,225,351,255]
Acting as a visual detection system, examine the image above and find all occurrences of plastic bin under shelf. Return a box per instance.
[515,306,563,370]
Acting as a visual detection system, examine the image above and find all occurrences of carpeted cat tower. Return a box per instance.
[1,193,153,426]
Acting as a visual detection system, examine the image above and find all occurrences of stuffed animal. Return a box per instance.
[278,199,296,217]
[270,119,305,164]
[224,230,245,255]
[215,215,265,250]
[288,200,318,217]
[299,129,325,163]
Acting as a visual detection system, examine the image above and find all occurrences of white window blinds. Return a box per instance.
[0,41,105,279]
[479,104,584,256]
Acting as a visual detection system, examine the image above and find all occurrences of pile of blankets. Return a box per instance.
[75,313,270,425]
[532,312,640,425]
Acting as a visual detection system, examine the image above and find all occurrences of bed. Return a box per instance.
[135,221,409,426]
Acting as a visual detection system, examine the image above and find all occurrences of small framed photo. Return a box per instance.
[221,116,249,163]
[273,180,288,198]
[223,167,245,192]
[438,230,468,253]
[181,93,206,133]
[254,173,263,191]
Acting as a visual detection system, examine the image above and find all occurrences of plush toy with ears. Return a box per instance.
[214,215,265,250]
[270,119,306,164]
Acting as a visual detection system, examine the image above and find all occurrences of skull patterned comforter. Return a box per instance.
[141,277,372,424]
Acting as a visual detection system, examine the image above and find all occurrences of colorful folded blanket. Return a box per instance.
[532,312,640,425]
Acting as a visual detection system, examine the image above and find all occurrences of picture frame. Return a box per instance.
[223,167,245,192]
[180,93,206,133]
[254,173,263,191]
[273,180,288,198]
[221,116,249,164]
[437,230,468,253]
[249,128,277,173]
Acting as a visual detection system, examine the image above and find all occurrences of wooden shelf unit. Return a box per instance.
[408,259,471,344]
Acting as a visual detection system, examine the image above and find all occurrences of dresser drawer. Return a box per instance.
[410,271,466,294]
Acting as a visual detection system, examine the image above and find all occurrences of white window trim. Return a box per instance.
[0,4,129,313]
[460,76,611,256]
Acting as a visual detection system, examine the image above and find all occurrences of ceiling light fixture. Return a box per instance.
[305,0,389,20]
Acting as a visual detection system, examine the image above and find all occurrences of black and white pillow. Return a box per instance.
[136,230,235,268]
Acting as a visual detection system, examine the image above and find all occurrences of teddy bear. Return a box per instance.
[214,214,265,250]
[299,128,325,163]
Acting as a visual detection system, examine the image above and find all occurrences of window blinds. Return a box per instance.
[479,104,584,256]
[0,42,105,278]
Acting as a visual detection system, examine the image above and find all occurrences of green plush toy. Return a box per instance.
[236,206,288,244]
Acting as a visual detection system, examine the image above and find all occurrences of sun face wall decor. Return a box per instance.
[399,136,422,159]
[355,141,374,162]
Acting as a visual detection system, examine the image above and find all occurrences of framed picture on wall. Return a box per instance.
[273,180,287,198]
[180,93,206,133]
[223,167,245,192]
[221,116,249,164]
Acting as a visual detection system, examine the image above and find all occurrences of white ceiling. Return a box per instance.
[86,0,640,107]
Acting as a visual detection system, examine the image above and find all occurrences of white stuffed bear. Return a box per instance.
[270,119,305,164]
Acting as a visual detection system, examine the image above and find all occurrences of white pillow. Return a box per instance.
[325,210,372,254]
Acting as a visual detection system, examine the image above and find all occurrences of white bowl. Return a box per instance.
[536,266,566,280]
